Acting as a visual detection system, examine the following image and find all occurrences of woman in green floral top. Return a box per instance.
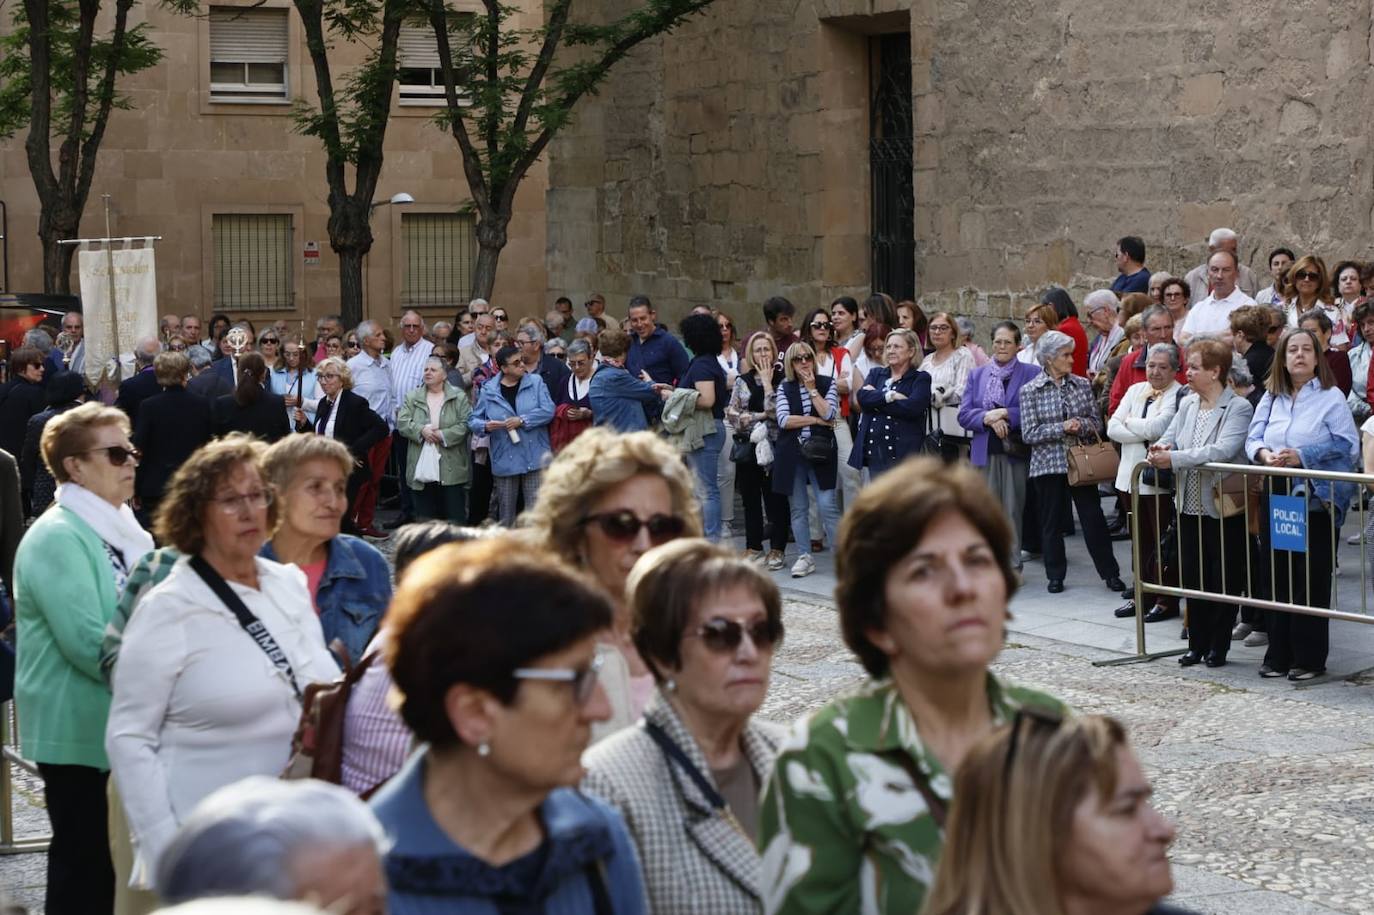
[757,457,1064,914]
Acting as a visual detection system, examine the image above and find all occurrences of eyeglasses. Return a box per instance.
[169,343,187,352]
[580,510,687,545]
[1162,291,1187,299]
[401,323,422,330]
[346,340,361,349]
[929,323,953,332]
[81,445,141,467]
[687,616,782,654]
[552,352,567,361]
[319,372,340,380]
[512,653,604,706]
[810,321,831,330]
[213,489,274,515]
[1002,704,1065,789]
[260,337,279,345]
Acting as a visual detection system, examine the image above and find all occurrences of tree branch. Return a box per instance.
[507,0,570,146]
[428,0,489,212]
[76,0,136,204]
[21,0,57,198]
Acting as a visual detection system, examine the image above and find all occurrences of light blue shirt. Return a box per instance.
[1246,377,1359,465]
[348,351,394,429]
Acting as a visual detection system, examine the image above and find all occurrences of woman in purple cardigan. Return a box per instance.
[958,321,1042,568]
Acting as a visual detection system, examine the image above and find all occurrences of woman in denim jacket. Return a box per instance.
[260,434,392,665]
[1245,328,1359,681]
[468,345,556,527]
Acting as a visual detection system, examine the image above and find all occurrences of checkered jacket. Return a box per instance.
[1018,372,1102,478]
[582,691,782,915]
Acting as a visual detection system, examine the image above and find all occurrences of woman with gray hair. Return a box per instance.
[954,315,990,366]
[1019,330,1125,594]
[156,776,386,915]
[1107,342,1183,621]
[552,338,598,451]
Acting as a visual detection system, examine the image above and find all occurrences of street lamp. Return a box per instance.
[370,191,415,212]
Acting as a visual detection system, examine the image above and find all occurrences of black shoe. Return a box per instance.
[1047,579,1065,593]
[1104,576,1125,593]
[1204,653,1227,668]
[1178,651,1202,667]
[1113,600,1136,619]
[1259,664,1288,678]
[1144,605,1179,623]
[1180,626,1189,640]
[1118,581,1135,597]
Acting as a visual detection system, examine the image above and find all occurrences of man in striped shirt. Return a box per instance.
[386,311,434,526]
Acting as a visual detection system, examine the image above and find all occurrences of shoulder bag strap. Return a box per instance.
[643,720,727,810]
[888,752,948,830]
[584,858,614,915]
[189,554,302,700]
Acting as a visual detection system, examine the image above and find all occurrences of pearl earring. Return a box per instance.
[477,741,491,757]
[665,678,677,692]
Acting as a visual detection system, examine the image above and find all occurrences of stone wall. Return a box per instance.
[548,0,1374,330]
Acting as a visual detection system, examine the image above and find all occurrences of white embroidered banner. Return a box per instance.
[78,246,158,388]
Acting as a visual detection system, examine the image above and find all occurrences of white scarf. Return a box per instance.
[55,482,154,570]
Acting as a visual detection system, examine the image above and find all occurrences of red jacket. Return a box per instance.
[1058,317,1090,378]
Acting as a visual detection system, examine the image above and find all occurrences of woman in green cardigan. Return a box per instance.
[13,402,153,915]
[397,356,472,524]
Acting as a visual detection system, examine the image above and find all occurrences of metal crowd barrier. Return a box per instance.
[1,700,49,854]
[1096,460,1374,667]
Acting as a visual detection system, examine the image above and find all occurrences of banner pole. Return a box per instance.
[102,195,122,382]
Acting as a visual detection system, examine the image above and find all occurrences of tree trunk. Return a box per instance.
[38,210,78,294]
[471,210,509,302]
[338,246,365,329]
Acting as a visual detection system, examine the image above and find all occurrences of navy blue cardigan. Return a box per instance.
[850,367,932,476]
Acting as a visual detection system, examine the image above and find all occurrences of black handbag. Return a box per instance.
[799,433,835,465]
[730,432,756,465]
[922,408,944,456]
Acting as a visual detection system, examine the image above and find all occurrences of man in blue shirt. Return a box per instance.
[625,295,689,384]
[590,328,666,432]
[1111,236,1151,295]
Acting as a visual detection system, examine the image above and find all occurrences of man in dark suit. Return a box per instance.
[113,337,166,428]
[187,342,234,400]
[132,352,214,525]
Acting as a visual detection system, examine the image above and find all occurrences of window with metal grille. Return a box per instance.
[401,212,476,308]
[213,214,294,311]
[398,19,471,106]
[209,7,289,101]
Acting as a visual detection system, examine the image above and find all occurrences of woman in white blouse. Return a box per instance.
[924,310,976,460]
[106,436,339,887]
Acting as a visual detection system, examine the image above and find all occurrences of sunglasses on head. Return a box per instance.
[689,616,782,654]
[580,510,686,545]
[82,445,141,467]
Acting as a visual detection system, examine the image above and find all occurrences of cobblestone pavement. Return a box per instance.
[6,587,1374,914]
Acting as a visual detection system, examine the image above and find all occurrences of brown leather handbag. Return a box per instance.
[1066,430,1120,486]
[282,643,377,788]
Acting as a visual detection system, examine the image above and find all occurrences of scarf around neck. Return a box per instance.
[979,359,1018,410]
[55,482,154,570]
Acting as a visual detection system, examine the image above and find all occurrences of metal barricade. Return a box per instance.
[1,700,49,854]
[1095,460,1374,667]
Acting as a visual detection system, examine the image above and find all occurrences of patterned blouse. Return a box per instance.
[1018,372,1102,479]
[757,676,1063,915]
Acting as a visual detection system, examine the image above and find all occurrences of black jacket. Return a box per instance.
[215,390,291,443]
[188,368,235,400]
[114,368,165,428]
[311,388,388,460]
[133,387,215,501]
[0,378,48,460]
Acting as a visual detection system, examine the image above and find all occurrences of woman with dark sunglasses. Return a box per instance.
[372,537,648,915]
[525,428,703,743]
[759,457,1063,915]
[584,539,783,915]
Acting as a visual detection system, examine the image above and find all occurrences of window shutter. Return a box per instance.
[402,213,476,307]
[210,7,289,64]
[213,214,294,311]
[399,23,440,69]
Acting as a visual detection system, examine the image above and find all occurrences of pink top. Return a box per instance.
[300,559,327,616]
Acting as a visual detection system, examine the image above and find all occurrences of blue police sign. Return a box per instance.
[1270,494,1307,553]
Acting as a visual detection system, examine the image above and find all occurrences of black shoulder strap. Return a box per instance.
[584,857,613,915]
[643,720,727,811]
[189,555,301,700]
[889,752,948,830]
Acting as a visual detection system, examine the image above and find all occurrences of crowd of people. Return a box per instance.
[3,229,1370,914]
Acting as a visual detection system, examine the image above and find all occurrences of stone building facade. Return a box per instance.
[547,0,1374,328]
[0,0,548,328]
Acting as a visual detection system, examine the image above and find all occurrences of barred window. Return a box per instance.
[398,19,471,106]
[213,213,294,311]
[401,212,476,308]
[209,7,290,102]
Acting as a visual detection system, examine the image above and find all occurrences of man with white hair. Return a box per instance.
[1185,227,1259,305]
[386,310,434,526]
[1084,290,1125,375]
[155,776,386,915]
[455,298,489,348]
[114,336,165,426]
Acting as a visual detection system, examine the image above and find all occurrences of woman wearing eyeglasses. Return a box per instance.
[759,458,1063,915]
[372,537,648,914]
[584,539,783,914]
[13,403,152,914]
[924,311,976,461]
[269,336,321,429]
[526,428,702,743]
[107,436,338,890]
[303,357,389,535]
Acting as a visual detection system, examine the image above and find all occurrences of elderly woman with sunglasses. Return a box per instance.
[759,458,1064,915]
[372,538,648,914]
[107,436,339,889]
[526,428,702,742]
[13,403,153,914]
[584,540,784,915]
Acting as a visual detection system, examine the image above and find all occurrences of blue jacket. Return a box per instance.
[958,360,1042,467]
[590,365,660,432]
[259,534,391,665]
[850,367,932,475]
[468,372,555,476]
[372,750,648,915]
[626,326,689,385]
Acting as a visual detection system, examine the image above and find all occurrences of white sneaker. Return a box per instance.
[1244,631,1269,647]
[790,554,817,578]
[765,550,785,571]
[1232,622,1253,641]
[1348,532,1363,545]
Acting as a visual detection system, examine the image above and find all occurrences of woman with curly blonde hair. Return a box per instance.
[524,427,701,741]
